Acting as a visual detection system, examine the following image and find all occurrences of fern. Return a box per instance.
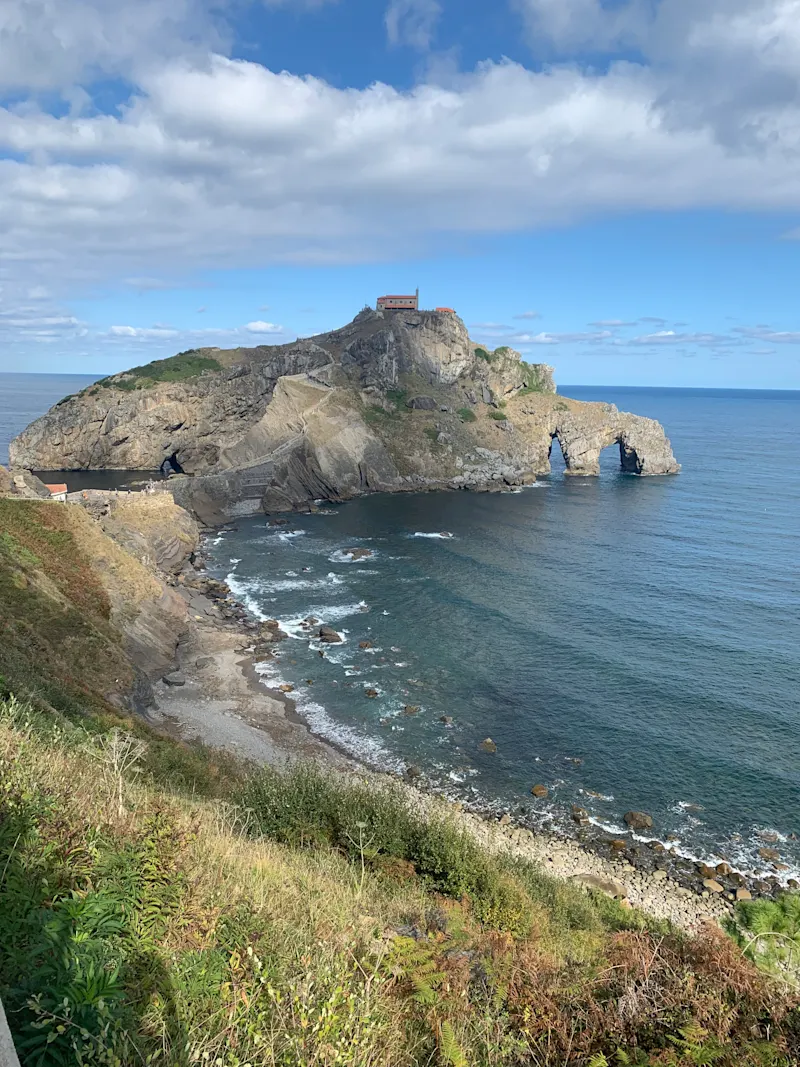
[439,1020,467,1067]
[384,936,446,1006]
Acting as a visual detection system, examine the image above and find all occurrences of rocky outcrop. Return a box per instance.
[0,465,51,499]
[10,308,679,522]
[71,490,200,574]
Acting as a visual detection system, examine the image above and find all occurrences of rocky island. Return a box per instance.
[10,307,679,523]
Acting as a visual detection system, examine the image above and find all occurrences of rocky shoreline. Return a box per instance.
[146,523,796,934]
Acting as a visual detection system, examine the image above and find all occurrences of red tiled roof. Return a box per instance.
[45,483,68,495]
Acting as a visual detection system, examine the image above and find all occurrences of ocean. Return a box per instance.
[3,375,799,880]
[0,373,100,466]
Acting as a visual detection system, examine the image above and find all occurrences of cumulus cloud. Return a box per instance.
[246,320,284,333]
[385,0,441,49]
[2,0,800,365]
[0,0,225,92]
[515,0,800,149]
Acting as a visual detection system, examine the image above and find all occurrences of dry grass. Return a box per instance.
[2,696,798,1067]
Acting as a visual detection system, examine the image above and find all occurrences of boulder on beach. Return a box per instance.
[195,657,214,668]
[479,737,497,754]
[759,847,781,862]
[624,811,653,831]
[571,873,628,901]
[279,684,294,694]
[162,672,186,687]
[318,626,343,643]
[531,784,548,799]
[703,878,724,894]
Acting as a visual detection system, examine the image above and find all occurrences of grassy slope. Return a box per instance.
[1,502,798,1066]
[1,693,797,1067]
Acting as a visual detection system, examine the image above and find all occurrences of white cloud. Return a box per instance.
[385,0,441,49]
[513,310,541,320]
[512,329,613,344]
[514,0,800,149]
[246,320,284,333]
[628,329,736,346]
[109,324,180,338]
[735,325,800,343]
[0,0,225,92]
[1,0,800,367]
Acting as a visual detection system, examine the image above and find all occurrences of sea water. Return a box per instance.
[204,387,800,880]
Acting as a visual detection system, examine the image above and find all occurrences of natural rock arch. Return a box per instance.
[550,411,679,477]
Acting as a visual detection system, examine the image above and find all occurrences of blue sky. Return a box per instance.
[2,0,800,388]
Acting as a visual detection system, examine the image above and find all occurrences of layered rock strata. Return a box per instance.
[11,308,679,522]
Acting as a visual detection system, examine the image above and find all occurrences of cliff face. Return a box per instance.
[0,494,188,713]
[10,308,679,522]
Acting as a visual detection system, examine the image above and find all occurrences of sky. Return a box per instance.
[2,0,800,387]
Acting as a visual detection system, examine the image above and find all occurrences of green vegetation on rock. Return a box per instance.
[488,410,508,421]
[99,350,222,392]
[457,408,477,423]
[474,347,495,363]
[518,363,550,395]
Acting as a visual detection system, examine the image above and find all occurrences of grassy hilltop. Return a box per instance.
[1,499,799,1066]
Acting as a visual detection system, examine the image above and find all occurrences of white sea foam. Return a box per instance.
[411,532,455,540]
[225,573,268,620]
[328,549,378,564]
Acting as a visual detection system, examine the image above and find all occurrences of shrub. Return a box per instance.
[100,352,222,392]
[488,410,508,421]
[726,895,800,982]
[474,347,495,363]
[240,764,534,934]
[457,408,477,423]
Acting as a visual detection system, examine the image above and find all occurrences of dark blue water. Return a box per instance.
[205,387,800,881]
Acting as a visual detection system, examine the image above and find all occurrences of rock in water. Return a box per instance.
[624,811,654,831]
[531,784,549,799]
[318,626,343,644]
[480,737,497,754]
[571,805,590,826]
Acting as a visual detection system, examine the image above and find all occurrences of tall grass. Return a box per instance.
[1,696,798,1066]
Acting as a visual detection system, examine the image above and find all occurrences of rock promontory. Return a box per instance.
[10,307,679,522]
